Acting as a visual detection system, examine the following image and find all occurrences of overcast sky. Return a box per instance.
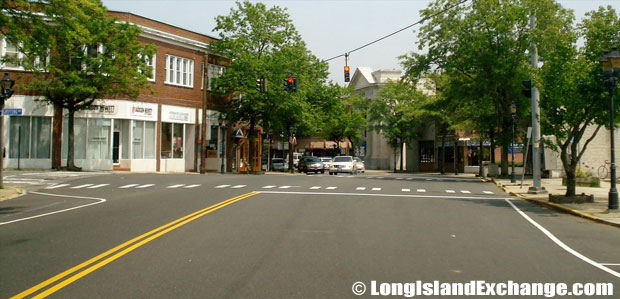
[101,0,619,84]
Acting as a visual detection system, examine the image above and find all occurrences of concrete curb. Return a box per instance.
[487,177,620,229]
[0,186,23,202]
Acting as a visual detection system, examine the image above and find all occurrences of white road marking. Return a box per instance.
[505,199,620,279]
[183,184,201,188]
[371,187,382,191]
[417,189,426,193]
[71,184,93,189]
[88,184,109,189]
[0,192,107,226]
[231,185,246,189]
[600,263,620,266]
[406,178,413,180]
[310,186,322,190]
[446,190,456,193]
[326,186,337,190]
[167,184,185,188]
[279,186,292,189]
[119,184,139,189]
[262,185,276,189]
[483,191,494,194]
[257,190,512,201]
[215,185,231,188]
[356,187,366,191]
[135,184,155,189]
[461,190,471,194]
[45,184,70,189]
[396,178,403,180]
[402,188,411,192]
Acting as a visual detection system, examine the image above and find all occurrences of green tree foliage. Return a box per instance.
[211,1,329,172]
[320,86,367,155]
[538,5,620,196]
[1,0,155,170]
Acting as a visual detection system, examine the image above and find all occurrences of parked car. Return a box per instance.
[298,156,324,174]
[353,157,365,173]
[271,158,288,172]
[329,156,357,175]
[320,157,333,171]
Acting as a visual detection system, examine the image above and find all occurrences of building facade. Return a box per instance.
[1,11,232,173]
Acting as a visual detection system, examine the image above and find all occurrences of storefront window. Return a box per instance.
[62,118,87,160]
[133,120,144,159]
[161,122,172,159]
[144,122,156,158]
[87,119,111,160]
[31,117,51,158]
[121,119,130,160]
[208,125,218,150]
[9,116,30,158]
[173,123,184,158]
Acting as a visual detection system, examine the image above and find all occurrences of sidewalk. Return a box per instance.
[0,186,23,202]
[490,176,620,228]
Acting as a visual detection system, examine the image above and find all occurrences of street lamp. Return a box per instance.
[288,125,296,173]
[218,114,227,174]
[0,73,15,189]
[510,102,517,183]
[600,46,620,211]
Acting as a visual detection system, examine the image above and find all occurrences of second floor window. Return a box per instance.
[165,54,193,88]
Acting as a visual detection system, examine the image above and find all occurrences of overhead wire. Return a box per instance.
[321,0,470,63]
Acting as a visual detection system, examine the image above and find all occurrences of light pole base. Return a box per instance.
[608,189,619,211]
[527,186,548,194]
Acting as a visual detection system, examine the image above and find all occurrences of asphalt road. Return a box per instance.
[1,171,619,298]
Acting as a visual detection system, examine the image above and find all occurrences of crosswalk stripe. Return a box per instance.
[46,184,70,189]
[231,185,246,189]
[417,189,426,193]
[372,187,381,191]
[183,184,201,188]
[483,191,494,194]
[356,187,366,191]
[310,186,321,190]
[406,178,413,180]
[135,184,155,189]
[88,184,109,189]
[461,190,471,194]
[71,184,93,189]
[279,186,293,189]
[326,186,337,190]
[262,185,276,189]
[446,190,456,193]
[402,188,411,192]
[396,178,403,180]
[167,184,185,189]
[119,184,139,189]
[215,185,231,188]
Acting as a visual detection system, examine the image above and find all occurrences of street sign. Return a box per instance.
[1,108,22,115]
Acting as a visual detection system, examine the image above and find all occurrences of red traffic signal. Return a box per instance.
[287,76,294,84]
[344,66,350,82]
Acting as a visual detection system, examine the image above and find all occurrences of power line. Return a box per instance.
[322,0,469,63]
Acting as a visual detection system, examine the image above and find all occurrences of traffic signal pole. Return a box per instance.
[528,12,546,194]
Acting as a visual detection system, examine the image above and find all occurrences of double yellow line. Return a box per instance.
[12,192,259,299]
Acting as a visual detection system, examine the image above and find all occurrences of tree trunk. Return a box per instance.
[490,128,495,164]
[399,141,404,171]
[52,104,63,169]
[393,146,397,173]
[440,135,446,175]
[500,123,509,177]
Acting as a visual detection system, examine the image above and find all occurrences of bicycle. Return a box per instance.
[597,160,617,179]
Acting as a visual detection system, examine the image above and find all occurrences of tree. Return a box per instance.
[211,1,328,173]
[320,86,367,156]
[538,5,620,197]
[1,0,155,170]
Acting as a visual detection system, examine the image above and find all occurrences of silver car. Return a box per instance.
[320,157,332,170]
[329,156,356,175]
[271,158,288,172]
[353,157,365,173]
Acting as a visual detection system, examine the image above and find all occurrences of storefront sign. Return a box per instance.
[87,105,116,115]
[169,111,190,121]
[89,136,107,142]
[131,106,153,117]
[1,108,22,115]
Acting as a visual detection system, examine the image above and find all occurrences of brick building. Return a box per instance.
[1,11,231,173]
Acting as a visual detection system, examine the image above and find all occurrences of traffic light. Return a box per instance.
[522,80,532,99]
[344,66,350,82]
[256,76,266,93]
[284,76,297,92]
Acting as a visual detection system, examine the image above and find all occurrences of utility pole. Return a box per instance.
[528,11,546,194]
[200,54,208,174]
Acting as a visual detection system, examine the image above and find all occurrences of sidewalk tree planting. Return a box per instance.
[538,5,620,197]
[1,0,154,170]
[211,0,329,173]
[320,86,367,156]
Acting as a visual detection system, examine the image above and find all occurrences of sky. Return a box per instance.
[101,0,620,85]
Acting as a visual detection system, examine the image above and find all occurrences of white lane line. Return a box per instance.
[417,189,426,193]
[231,185,246,189]
[257,190,513,201]
[135,184,155,189]
[461,190,471,194]
[402,188,411,192]
[119,184,139,189]
[600,263,620,266]
[88,184,109,189]
[483,191,494,194]
[0,192,107,226]
[183,184,201,188]
[356,187,366,191]
[262,185,276,189]
[71,184,94,189]
[446,190,456,193]
[326,186,338,190]
[310,186,322,190]
[371,187,382,191]
[167,184,185,188]
[396,178,403,180]
[505,198,620,279]
[215,185,231,189]
[45,184,70,189]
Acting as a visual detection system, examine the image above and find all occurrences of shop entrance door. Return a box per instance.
[113,131,120,164]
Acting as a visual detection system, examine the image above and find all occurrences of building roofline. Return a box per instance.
[107,10,219,41]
